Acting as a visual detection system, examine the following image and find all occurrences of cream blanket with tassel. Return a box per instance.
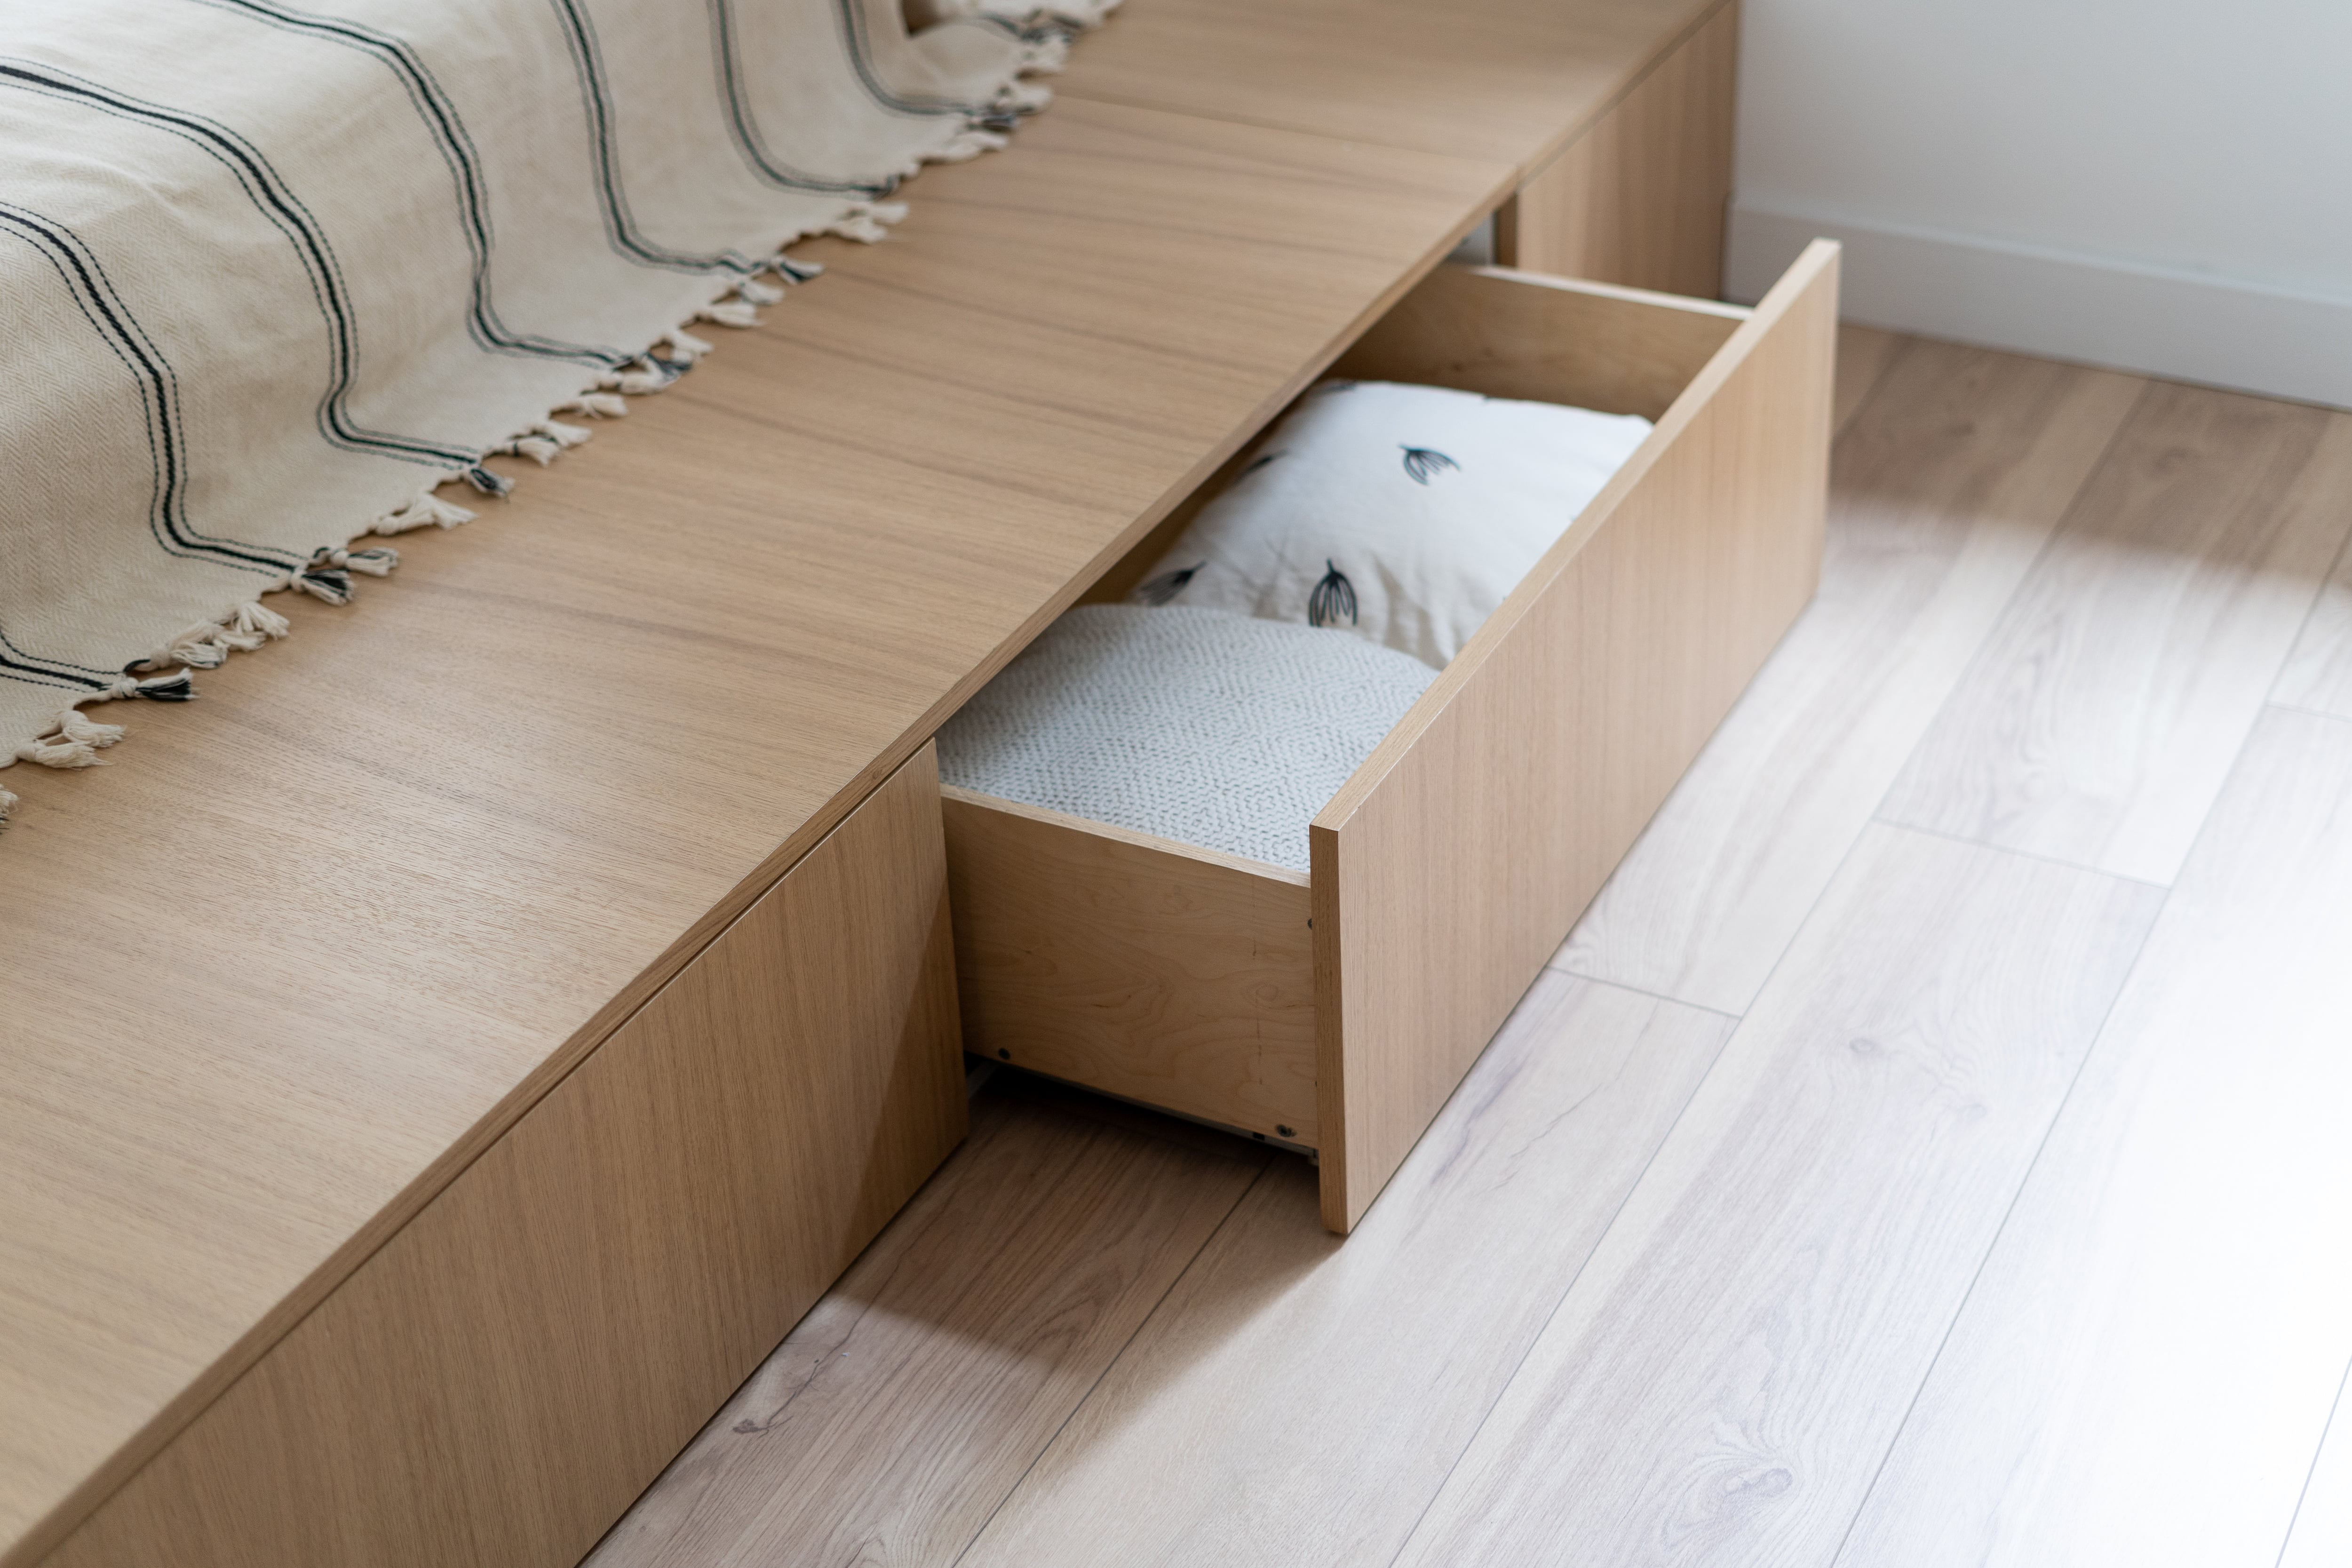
[0,0,1104,824]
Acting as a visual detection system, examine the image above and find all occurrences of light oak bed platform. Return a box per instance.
[0,3,1809,1565]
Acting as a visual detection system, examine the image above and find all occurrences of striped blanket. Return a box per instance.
[0,0,1102,824]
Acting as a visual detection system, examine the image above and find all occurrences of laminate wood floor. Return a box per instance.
[592,332,2352,1567]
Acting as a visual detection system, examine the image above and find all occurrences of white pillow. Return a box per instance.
[1128,380,1652,669]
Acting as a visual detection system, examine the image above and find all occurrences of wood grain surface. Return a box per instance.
[1335,263,1744,421]
[1840,707,2352,1567]
[1056,0,1728,175]
[958,973,1731,1568]
[1311,242,1837,1230]
[1392,825,2163,1567]
[2274,529,2352,721]
[578,337,2352,1568]
[0,95,1510,1567]
[37,746,965,1568]
[1497,0,1738,297]
[585,1086,1265,1568]
[941,787,1318,1145]
[1882,387,2352,884]
[1555,339,2146,1014]
[1831,323,1903,437]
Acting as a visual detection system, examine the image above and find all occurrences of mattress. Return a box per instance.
[937,603,1437,871]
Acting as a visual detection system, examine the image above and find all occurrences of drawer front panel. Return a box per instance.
[1314,244,1841,1230]
[45,747,966,1568]
[944,788,1318,1146]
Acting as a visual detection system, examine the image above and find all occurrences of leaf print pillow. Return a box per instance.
[1128,380,1652,669]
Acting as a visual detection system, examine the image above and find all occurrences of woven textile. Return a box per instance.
[936,604,1438,871]
[0,0,1100,823]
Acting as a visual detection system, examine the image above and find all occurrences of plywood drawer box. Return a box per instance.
[944,243,1840,1234]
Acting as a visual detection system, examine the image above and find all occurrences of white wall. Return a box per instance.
[1724,0,2352,407]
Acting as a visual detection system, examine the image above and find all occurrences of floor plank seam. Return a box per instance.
[943,1158,1277,1568]
[1534,965,1741,1022]
[1822,871,2169,1568]
[1861,816,2174,890]
[2127,706,2301,904]
[1655,788,1884,1023]
[1831,332,1912,443]
[2273,509,2352,714]
[2276,1351,2352,1568]
[2265,698,2352,729]
[1375,1011,1745,1568]
[1864,373,2159,826]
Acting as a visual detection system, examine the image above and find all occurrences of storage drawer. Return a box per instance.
[945,243,1840,1233]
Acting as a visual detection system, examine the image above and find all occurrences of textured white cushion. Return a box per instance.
[1128,380,1652,669]
[936,604,1436,871]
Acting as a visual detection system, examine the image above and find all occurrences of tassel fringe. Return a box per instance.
[555,391,631,419]
[963,0,1119,28]
[15,708,126,770]
[823,200,910,244]
[493,419,594,466]
[697,298,761,328]
[372,488,477,535]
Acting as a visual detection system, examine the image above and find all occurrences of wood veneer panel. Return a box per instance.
[1310,242,1839,1231]
[1842,708,2352,1567]
[1554,340,2146,1015]
[959,974,1730,1568]
[586,1085,1265,1568]
[1335,263,1742,420]
[1495,0,1738,298]
[39,748,966,1568]
[941,787,1318,1145]
[0,97,1507,1564]
[1881,388,2352,884]
[1055,0,1724,175]
[1391,826,2162,1565]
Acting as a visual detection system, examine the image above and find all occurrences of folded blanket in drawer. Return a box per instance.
[938,604,1436,872]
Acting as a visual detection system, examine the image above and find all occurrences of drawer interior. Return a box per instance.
[943,246,1841,1230]
[1082,265,1748,611]
[947,264,1759,1151]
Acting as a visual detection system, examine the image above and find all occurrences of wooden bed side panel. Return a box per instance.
[43,749,967,1568]
[1495,0,1741,300]
[942,788,1319,1145]
[1332,263,1745,422]
[1311,241,1841,1232]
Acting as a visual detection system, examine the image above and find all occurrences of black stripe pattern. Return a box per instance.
[200,0,633,368]
[0,56,476,471]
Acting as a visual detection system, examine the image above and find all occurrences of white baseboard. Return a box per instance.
[1727,203,2352,410]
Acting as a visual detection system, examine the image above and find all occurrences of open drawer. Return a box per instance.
[943,241,1840,1233]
